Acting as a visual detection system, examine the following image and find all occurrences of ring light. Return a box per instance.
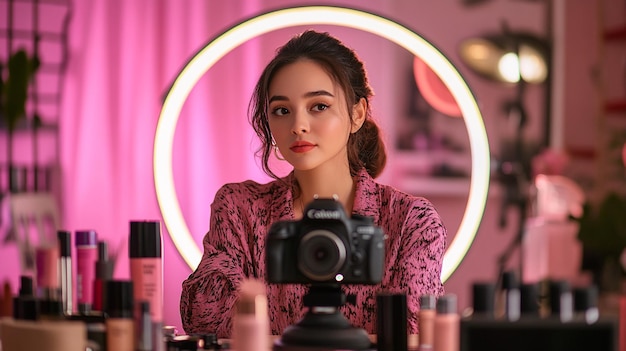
[154,6,490,283]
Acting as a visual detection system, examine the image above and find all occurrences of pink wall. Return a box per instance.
[0,0,600,331]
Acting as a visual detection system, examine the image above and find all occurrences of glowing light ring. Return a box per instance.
[154,6,491,282]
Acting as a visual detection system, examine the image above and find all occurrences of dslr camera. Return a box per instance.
[266,197,385,284]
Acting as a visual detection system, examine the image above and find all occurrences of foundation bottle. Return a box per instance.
[433,294,460,351]
[418,294,436,351]
[129,220,164,351]
[105,280,135,351]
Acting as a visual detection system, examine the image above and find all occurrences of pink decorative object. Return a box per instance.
[531,148,570,178]
[522,218,582,284]
[535,174,585,220]
[523,174,586,284]
[413,56,462,117]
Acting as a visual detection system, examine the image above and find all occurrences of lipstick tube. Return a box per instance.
[76,230,98,314]
[57,231,73,316]
[93,241,113,312]
[550,280,573,322]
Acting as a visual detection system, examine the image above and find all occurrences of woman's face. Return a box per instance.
[267,59,362,173]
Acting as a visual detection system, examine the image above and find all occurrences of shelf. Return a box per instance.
[604,26,626,41]
[395,177,471,197]
[0,120,58,132]
[0,0,69,5]
[605,100,626,114]
[28,92,62,104]
[0,29,65,41]
[566,147,596,160]
[394,176,502,198]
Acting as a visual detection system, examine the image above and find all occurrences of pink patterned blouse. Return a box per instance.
[180,169,446,338]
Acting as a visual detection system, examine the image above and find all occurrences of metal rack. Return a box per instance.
[0,0,72,195]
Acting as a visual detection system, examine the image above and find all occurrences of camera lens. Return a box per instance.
[298,230,347,281]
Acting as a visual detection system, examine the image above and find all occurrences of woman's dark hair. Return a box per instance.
[249,30,387,179]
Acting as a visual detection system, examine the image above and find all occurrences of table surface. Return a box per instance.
[219,334,420,351]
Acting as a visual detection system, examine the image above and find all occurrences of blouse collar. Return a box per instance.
[277,168,381,223]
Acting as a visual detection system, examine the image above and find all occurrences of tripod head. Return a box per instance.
[273,284,372,351]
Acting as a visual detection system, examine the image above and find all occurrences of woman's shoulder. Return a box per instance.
[356,170,437,214]
[212,177,290,209]
[371,180,443,226]
[366,176,437,211]
[373,184,446,249]
[216,178,285,195]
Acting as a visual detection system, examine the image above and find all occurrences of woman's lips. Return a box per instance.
[290,141,316,153]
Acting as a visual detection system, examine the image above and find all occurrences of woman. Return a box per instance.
[180,30,446,338]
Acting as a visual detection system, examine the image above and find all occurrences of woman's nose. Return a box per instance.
[291,111,309,135]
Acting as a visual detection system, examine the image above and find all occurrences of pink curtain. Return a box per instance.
[59,0,270,327]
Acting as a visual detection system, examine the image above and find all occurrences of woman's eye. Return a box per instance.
[312,103,329,112]
[272,107,289,116]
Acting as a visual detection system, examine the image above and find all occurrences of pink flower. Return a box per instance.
[531,148,570,178]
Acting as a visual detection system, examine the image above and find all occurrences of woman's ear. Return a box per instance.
[351,98,367,133]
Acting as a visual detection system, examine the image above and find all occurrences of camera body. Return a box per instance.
[266,197,385,285]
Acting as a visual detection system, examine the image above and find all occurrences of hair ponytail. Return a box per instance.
[348,118,387,178]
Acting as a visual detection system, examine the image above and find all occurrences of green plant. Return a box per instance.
[576,192,626,292]
[1,49,40,131]
[577,192,626,258]
[0,49,40,192]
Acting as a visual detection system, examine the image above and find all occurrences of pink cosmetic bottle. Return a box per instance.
[36,245,64,320]
[434,294,460,351]
[418,294,436,351]
[231,279,269,351]
[129,220,163,351]
[35,245,60,300]
[76,230,98,314]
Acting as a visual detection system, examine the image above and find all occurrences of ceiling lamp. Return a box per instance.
[459,32,550,84]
